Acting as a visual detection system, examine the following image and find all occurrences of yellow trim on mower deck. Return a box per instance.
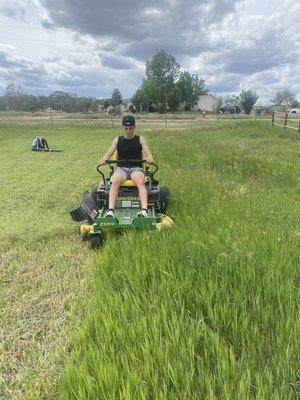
[80,224,94,234]
[156,215,173,230]
[80,215,173,235]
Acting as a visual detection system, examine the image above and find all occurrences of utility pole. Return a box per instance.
[50,108,53,128]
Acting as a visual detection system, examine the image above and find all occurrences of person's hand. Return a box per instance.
[98,158,107,166]
[146,157,154,165]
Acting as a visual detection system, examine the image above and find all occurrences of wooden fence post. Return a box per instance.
[298,120,300,133]
[272,110,274,125]
[284,112,288,129]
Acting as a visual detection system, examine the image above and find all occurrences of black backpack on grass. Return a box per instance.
[31,136,49,151]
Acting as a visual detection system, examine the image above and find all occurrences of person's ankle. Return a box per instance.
[105,208,114,217]
[137,208,148,217]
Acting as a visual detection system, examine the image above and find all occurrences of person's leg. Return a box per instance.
[106,170,127,215]
[130,170,148,211]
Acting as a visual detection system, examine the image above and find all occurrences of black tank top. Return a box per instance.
[117,135,142,167]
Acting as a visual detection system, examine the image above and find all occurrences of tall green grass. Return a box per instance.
[61,122,299,399]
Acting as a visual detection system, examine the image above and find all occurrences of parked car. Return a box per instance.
[287,108,300,114]
[220,105,241,114]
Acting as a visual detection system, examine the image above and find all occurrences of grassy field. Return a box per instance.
[0,118,299,399]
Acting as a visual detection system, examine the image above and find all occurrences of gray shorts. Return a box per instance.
[115,167,145,180]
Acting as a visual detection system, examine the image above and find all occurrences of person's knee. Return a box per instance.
[131,172,145,186]
[111,174,125,185]
[133,178,145,187]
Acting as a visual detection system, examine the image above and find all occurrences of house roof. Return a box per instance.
[198,94,218,100]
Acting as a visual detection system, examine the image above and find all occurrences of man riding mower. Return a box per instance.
[70,115,172,248]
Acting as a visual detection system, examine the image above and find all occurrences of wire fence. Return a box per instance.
[0,111,269,131]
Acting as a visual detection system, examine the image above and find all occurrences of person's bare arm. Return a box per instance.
[98,137,118,165]
[140,136,154,164]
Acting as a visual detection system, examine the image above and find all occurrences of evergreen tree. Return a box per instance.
[111,88,122,106]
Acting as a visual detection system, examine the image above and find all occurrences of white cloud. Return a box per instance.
[0,0,299,100]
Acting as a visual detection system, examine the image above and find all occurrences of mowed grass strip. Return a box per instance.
[61,121,299,399]
[0,123,117,399]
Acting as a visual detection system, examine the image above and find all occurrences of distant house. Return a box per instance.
[44,107,63,112]
[123,100,133,111]
[30,106,43,112]
[97,104,105,113]
[193,94,218,111]
[105,101,133,114]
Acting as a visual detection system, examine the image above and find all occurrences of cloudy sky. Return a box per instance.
[0,0,299,102]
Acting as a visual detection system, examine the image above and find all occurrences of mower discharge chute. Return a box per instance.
[70,159,172,249]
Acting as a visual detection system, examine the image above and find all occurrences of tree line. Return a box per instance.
[0,50,298,114]
[0,84,116,113]
[0,50,209,114]
[216,89,299,115]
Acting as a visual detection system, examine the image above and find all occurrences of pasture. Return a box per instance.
[0,116,299,399]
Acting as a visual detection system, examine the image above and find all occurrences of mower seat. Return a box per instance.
[110,151,147,187]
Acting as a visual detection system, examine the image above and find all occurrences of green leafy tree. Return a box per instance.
[166,86,181,112]
[177,71,208,109]
[215,97,223,113]
[4,83,29,110]
[132,49,209,112]
[271,89,297,106]
[104,99,111,109]
[131,87,145,109]
[132,79,163,110]
[111,88,122,106]
[49,91,78,112]
[5,83,23,96]
[222,94,240,106]
[146,49,180,100]
[0,89,113,113]
[239,89,258,115]
[191,74,208,101]
[83,97,98,113]
[177,71,193,109]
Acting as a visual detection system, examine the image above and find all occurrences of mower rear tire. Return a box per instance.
[90,232,103,249]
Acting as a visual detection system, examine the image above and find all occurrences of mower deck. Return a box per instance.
[96,207,156,230]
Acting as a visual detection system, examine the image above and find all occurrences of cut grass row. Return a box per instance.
[0,123,113,399]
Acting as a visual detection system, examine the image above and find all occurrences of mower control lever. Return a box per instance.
[96,160,159,188]
[96,165,106,186]
[106,160,158,175]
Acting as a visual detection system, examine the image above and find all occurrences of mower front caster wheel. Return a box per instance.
[90,233,104,249]
[81,231,88,242]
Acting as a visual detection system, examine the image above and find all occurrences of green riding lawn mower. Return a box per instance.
[70,159,173,249]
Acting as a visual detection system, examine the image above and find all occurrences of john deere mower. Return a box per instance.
[70,157,172,249]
